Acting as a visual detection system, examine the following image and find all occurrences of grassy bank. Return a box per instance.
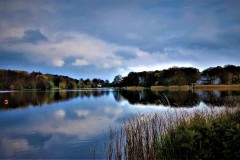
[151,85,190,91]
[194,84,240,90]
[126,86,145,90]
[150,84,240,91]
[104,108,240,160]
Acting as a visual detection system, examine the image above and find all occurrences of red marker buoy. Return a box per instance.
[4,100,8,105]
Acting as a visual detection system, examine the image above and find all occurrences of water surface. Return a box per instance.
[0,89,239,159]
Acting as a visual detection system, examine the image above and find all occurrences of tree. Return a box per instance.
[92,78,99,88]
[59,81,66,89]
[126,72,139,86]
[78,78,85,88]
[105,80,110,87]
[36,75,49,90]
[53,77,61,88]
[48,81,55,89]
[68,81,77,89]
[112,75,123,87]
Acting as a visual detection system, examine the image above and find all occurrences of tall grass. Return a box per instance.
[126,86,145,90]
[104,107,239,160]
[194,84,240,90]
[151,84,240,91]
[151,85,190,91]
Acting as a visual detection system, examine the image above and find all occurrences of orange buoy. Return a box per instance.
[4,100,8,105]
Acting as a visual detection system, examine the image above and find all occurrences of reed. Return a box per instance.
[126,86,145,90]
[150,86,166,90]
[104,106,239,160]
[194,84,240,90]
[151,85,190,91]
[151,84,240,91]
[105,113,165,160]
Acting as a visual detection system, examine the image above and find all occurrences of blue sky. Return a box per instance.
[0,0,240,81]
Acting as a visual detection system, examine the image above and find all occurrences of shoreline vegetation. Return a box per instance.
[112,65,240,89]
[0,69,110,90]
[102,107,240,160]
[151,84,240,91]
[124,84,240,91]
[1,64,240,91]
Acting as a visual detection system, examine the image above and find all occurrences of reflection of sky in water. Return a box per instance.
[0,91,138,158]
[0,93,115,158]
[197,91,221,99]
[0,90,239,159]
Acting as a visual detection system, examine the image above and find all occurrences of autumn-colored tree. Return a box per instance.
[36,75,49,90]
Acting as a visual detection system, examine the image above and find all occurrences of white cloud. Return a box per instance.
[75,109,90,118]
[1,30,125,69]
[103,106,123,117]
[1,138,30,156]
[52,59,65,67]
[128,62,194,73]
[55,110,66,119]
[24,111,120,140]
[0,28,25,41]
[72,59,88,66]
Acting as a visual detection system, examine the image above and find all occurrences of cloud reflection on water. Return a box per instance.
[0,89,240,158]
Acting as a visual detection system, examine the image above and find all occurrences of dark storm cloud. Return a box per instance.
[217,31,240,48]
[166,37,228,50]
[0,51,26,66]
[114,50,137,60]
[3,29,48,44]
[21,29,48,44]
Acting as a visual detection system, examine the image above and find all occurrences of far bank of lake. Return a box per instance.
[124,84,240,91]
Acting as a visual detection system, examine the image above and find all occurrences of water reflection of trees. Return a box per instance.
[2,89,240,110]
[116,90,200,107]
[0,90,110,110]
[198,90,240,107]
[115,90,240,107]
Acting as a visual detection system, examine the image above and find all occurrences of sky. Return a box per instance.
[0,0,240,81]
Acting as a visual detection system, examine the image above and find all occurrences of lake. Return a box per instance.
[0,89,240,159]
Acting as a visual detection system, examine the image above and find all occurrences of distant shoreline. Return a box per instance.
[193,84,240,90]
[124,84,240,91]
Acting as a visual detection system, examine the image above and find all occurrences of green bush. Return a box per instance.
[157,110,240,159]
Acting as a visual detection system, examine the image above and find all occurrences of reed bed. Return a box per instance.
[151,84,240,91]
[104,107,239,160]
[151,85,190,91]
[194,84,240,90]
[126,86,145,90]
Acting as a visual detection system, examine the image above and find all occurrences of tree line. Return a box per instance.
[0,69,109,90]
[1,65,240,90]
[112,65,240,87]
[201,65,240,84]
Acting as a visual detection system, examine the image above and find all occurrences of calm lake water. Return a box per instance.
[0,89,240,159]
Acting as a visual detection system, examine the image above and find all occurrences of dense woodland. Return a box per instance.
[0,69,109,90]
[1,65,240,90]
[112,65,240,87]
